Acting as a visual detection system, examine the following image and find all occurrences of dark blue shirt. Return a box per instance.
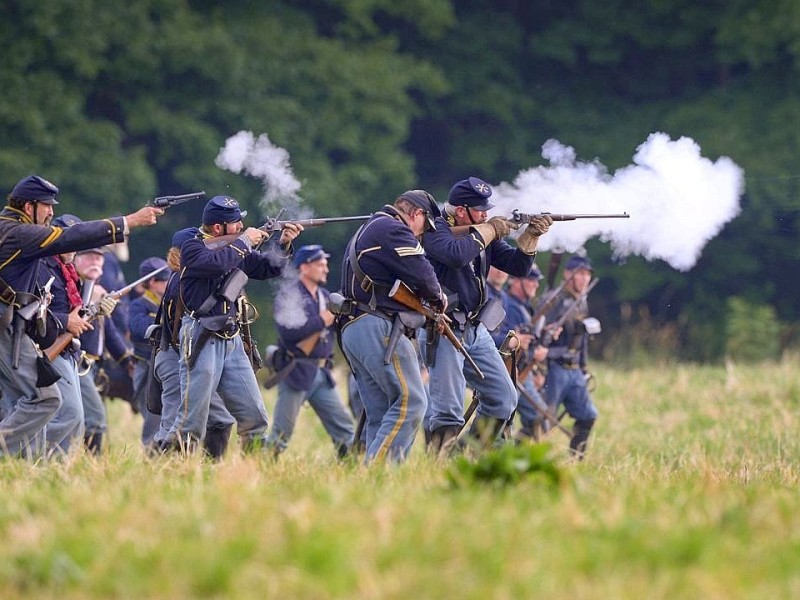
[275,280,335,392]
[129,290,161,359]
[0,206,126,295]
[31,255,80,359]
[340,206,442,315]
[421,214,534,318]
[180,232,290,319]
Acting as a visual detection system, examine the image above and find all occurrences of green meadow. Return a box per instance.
[1,359,798,599]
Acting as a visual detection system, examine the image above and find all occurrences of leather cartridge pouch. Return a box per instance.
[476,296,506,333]
[218,269,249,304]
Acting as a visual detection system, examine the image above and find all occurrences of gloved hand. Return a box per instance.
[487,216,515,239]
[471,217,515,246]
[97,295,119,317]
[526,214,553,236]
[516,215,553,254]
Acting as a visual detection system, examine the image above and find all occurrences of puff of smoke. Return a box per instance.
[491,132,744,271]
[273,269,310,330]
[215,130,311,218]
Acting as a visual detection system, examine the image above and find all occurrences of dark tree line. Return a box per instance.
[3,0,799,360]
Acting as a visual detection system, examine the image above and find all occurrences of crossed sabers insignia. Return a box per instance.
[222,198,237,207]
[474,182,490,195]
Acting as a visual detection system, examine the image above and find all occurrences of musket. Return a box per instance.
[204,213,372,250]
[151,191,206,209]
[509,209,630,223]
[450,210,630,237]
[45,265,170,361]
[388,279,485,380]
[540,277,599,347]
[516,383,571,438]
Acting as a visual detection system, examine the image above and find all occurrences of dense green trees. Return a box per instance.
[2,0,798,360]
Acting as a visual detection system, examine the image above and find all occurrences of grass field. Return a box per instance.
[1,358,798,599]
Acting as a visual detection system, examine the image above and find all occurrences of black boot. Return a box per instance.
[569,419,595,460]
[204,424,233,461]
[84,432,103,455]
[428,425,462,458]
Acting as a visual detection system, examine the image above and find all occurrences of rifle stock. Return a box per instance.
[388,280,485,380]
[44,266,170,361]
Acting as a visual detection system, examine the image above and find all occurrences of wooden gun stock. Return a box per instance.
[388,280,485,380]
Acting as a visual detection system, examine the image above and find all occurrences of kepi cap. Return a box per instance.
[202,195,248,226]
[172,227,199,249]
[398,189,438,231]
[565,255,593,272]
[139,256,170,280]
[447,176,494,211]
[52,213,82,228]
[292,244,330,267]
[10,175,60,205]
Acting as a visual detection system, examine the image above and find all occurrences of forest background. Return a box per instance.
[2,0,798,363]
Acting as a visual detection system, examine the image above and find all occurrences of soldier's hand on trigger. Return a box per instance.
[279,222,304,246]
[243,227,269,246]
[526,214,553,237]
[66,305,93,336]
[125,206,164,228]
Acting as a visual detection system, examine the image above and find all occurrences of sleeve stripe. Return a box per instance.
[395,244,425,257]
[39,227,63,248]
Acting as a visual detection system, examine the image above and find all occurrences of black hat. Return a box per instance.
[10,175,60,205]
[202,195,248,225]
[399,189,437,231]
[447,176,494,211]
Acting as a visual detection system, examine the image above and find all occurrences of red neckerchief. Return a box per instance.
[57,256,83,310]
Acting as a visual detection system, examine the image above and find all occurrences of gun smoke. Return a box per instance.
[215,130,310,218]
[215,131,312,327]
[491,132,745,271]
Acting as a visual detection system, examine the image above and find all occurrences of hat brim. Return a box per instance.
[458,200,494,211]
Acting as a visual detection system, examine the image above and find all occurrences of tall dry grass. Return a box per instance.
[1,358,798,599]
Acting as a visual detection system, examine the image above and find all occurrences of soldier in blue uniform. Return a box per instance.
[266,245,355,458]
[150,227,235,458]
[165,195,302,453]
[541,255,599,459]
[0,175,161,458]
[418,176,552,454]
[339,190,445,463]
[501,265,550,441]
[128,256,170,444]
[31,214,94,455]
[73,247,135,454]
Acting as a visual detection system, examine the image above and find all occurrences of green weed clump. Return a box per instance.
[446,442,565,490]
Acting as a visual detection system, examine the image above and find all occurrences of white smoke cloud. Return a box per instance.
[491,132,745,271]
[215,130,310,217]
[274,269,309,329]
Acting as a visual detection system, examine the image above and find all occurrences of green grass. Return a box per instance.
[1,359,799,599]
